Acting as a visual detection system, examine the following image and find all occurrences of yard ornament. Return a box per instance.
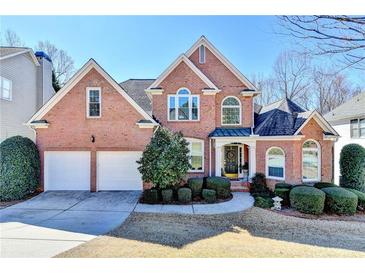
[271,196,283,211]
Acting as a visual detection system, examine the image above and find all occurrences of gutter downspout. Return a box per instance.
[209,138,212,176]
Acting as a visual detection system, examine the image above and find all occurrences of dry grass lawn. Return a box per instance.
[57,207,365,258]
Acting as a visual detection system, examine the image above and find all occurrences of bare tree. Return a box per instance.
[1,29,24,47]
[35,41,75,86]
[278,16,365,70]
[273,50,312,104]
[251,73,279,106]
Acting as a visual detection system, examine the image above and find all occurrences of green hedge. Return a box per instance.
[188,177,203,198]
[289,186,325,215]
[161,189,173,203]
[344,188,365,210]
[314,182,338,189]
[322,187,358,215]
[274,188,290,206]
[143,189,160,204]
[275,182,292,190]
[0,136,40,201]
[250,173,271,197]
[206,176,231,199]
[254,196,273,208]
[202,189,216,203]
[178,188,192,203]
[339,143,365,192]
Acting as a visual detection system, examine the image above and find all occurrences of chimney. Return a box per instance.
[35,51,55,108]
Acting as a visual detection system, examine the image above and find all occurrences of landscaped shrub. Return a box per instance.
[202,189,216,203]
[161,189,173,203]
[143,189,160,204]
[344,188,365,211]
[250,173,272,197]
[0,136,40,201]
[137,127,191,190]
[178,188,192,203]
[289,186,325,215]
[314,182,338,189]
[274,188,290,206]
[339,143,365,192]
[254,196,273,209]
[206,176,231,199]
[322,187,358,215]
[188,177,203,198]
[275,182,292,190]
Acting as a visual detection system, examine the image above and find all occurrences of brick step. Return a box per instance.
[230,181,250,187]
[231,186,250,192]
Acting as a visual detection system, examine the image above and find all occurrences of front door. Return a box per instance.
[224,146,238,178]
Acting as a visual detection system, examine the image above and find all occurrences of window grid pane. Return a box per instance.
[189,141,203,171]
[178,96,189,120]
[169,97,176,120]
[303,150,319,180]
[222,107,240,124]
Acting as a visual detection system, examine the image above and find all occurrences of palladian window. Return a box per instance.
[168,88,199,121]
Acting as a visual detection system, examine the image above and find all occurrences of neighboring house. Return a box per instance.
[26,36,339,191]
[0,47,55,142]
[324,92,365,184]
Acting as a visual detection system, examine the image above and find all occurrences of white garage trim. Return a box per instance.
[44,151,91,191]
[97,151,143,191]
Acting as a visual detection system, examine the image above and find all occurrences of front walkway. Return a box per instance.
[134,192,254,215]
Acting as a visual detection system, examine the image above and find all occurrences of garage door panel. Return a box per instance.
[45,151,90,191]
[97,151,142,190]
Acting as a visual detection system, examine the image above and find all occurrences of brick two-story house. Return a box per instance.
[27,36,339,191]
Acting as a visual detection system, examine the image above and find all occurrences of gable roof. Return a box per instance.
[0,46,40,66]
[26,59,158,126]
[324,92,365,122]
[254,98,338,136]
[119,79,154,115]
[146,54,220,92]
[185,36,257,91]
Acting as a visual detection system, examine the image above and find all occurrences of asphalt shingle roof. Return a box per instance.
[209,127,252,137]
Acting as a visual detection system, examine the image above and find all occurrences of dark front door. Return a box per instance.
[224,146,238,174]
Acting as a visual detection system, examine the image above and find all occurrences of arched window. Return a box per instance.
[221,96,241,125]
[168,88,199,121]
[266,147,285,179]
[302,140,321,182]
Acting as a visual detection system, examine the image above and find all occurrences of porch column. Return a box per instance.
[215,143,223,176]
[249,144,256,180]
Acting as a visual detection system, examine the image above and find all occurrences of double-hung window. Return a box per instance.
[0,76,12,101]
[168,88,199,121]
[87,87,101,118]
[350,118,365,138]
[186,138,204,172]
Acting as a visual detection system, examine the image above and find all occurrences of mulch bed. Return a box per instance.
[139,193,233,205]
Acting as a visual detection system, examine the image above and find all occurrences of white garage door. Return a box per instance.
[97,151,143,190]
[44,151,91,191]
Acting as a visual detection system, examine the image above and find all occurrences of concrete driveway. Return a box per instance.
[0,191,140,258]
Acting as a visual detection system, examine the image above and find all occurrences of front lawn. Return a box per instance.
[57,207,365,258]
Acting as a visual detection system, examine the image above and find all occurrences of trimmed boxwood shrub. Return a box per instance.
[188,177,203,198]
[202,189,216,203]
[254,196,273,208]
[274,188,290,206]
[339,143,365,192]
[206,176,231,199]
[344,188,365,210]
[314,182,338,189]
[0,136,40,201]
[322,187,358,215]
[289,186,325,215]
[161,189,173,203]
[143,189,160,204]
[178,187,192,203]
[275,182,292,190]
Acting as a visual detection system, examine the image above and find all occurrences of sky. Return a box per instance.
[0,16,362,85]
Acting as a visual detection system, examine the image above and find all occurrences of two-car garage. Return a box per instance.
[44,151,143,191]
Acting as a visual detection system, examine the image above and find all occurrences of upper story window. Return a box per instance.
[87,87,101,118]
[266,147,285,180]
[302,140,321,182]
[0,76,12,101]
[221,96,241,125]
[199,45,206,64]
[168,88,199,121]
[351,118,365,138]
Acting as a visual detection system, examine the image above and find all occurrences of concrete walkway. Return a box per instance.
[134,192,254,215]
[0,191,140,258]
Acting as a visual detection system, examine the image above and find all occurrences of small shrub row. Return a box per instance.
[289,186,326,215]
[254,196,273,208]
[322,187,358,215]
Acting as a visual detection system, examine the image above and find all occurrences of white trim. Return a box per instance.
[28,122,49,129]
[240,90,262,97]
[221,96,242,126]
[86,87,101,118]
[145,88,164,95]
[294,110,339,136]
[265,146,285,180]
[167,88,200,122]
[186,36,257,91]
[26,59,158,126]
[0,48,40,66]
[210,135,305,141]
[0,76,12,101]
[302,139,321,182]
[186,138,205,173]
[202,88,221,95]
[146,54,219,91]
[136,122,155,129]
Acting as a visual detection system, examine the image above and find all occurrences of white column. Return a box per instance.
[215,143,223,177]
[249,144,256,180]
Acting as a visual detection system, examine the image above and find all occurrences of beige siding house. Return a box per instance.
[0,47,55,142]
